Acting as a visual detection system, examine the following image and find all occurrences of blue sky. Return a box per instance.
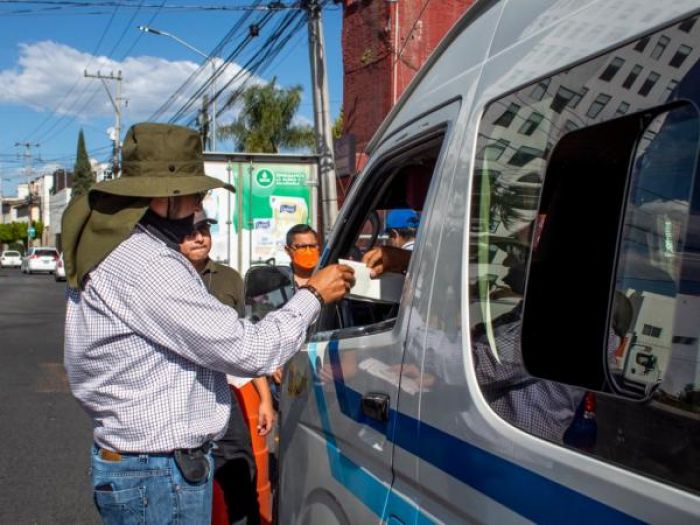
[0,1,344,196]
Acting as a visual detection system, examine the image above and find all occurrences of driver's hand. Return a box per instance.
[362,246,411,278]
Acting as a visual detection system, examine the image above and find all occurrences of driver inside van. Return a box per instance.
[385,209,420,251]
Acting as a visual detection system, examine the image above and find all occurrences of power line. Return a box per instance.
[23,0,166,154]
[149,2,279,121]
[170,5,307,125]
[0,1,295,16]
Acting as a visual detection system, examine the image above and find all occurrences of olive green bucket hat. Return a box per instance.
[62,123,234,289]
[93,122,234,197]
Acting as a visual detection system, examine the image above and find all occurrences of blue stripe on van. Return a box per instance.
[307,343,431,523]
[308,339,645,525]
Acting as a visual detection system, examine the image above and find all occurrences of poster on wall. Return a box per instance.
[236,163,313,265]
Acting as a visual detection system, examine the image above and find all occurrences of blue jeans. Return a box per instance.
[90,445,213,525]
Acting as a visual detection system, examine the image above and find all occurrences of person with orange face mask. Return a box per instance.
[266,224,321,388]
[284,223,321,287]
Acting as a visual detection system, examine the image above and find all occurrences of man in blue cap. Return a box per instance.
[385,208,420,251]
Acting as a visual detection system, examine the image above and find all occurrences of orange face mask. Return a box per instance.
[291,247,320,270]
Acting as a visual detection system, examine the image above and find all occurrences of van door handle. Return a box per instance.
[361,392,390,422]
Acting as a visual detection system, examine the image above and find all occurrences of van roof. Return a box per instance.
[367,0,700,155]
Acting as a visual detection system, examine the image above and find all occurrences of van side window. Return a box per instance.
[313,135,445,338]
[469,17,700,493]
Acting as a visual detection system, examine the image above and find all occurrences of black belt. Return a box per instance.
[97,442,212,463]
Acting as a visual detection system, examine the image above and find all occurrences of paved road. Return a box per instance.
[0,268,99,525]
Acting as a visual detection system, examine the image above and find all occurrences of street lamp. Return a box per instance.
[138,25,220,150]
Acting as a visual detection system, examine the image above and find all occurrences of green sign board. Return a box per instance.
[27,226,36,239]
[234,163,313,263]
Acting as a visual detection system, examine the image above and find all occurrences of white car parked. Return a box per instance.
[0,250,22,268]
[21,247,59,274]
[54,253,66,281]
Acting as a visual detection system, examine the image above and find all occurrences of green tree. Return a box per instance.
[71,129,94,199]
[0,221,29,251]
[218,79,315,153]
[12,222,28,244]
[0,223,13,244]
[332,108,344,140]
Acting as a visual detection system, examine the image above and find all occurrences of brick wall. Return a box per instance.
[341,0,474,174]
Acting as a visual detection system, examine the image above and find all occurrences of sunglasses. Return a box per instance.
[290,243,319,251]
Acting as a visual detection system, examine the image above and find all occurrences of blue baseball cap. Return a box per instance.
[385,209,420,231]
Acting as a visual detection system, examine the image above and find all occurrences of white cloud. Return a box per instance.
[0,40,260,121]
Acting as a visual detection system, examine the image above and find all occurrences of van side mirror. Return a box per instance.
[244,265,296,323]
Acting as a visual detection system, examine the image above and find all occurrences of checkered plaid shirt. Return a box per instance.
[64,226,319,453]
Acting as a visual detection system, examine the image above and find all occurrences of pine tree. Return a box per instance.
[218,79,315,153]
[71,130,94,199]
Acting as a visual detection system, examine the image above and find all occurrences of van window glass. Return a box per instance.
[313,136,445,339]
[469,17,700,493]
[608,106,699,397]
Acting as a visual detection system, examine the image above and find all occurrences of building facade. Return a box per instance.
[340,0,475,184]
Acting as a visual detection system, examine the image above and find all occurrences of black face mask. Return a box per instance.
[140,208,195,249]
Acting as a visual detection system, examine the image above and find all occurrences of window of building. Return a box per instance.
[493,102,520,127]
[615,101,630,116]
[531,78,550,101]
[678,17,696,33]
[518,112,544,136]
[622,65,643,88]
[650,35,670,60]
[563,120,579,134]
[634,36,650,52]
[568,87,588,109]
[586,93,611,118]
[600,57,625,81]
[509,146,544,167]
[477,138,509,161]
[642,324,663,338]
[669,44,692,68]
[638,71,660,96]
[550,86,576,112]
[665,79,679,98]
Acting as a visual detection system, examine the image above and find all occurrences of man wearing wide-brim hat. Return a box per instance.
[62,123,354,524]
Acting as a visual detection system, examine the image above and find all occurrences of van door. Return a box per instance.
[413,14,700,524]
[278,104,460,524]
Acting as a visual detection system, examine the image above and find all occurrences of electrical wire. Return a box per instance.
[169,4,308,125]
[148,1,277,121]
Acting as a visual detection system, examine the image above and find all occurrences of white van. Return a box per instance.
[274,1,700,523]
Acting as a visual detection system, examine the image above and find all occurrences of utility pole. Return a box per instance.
[14,142,40,246]
[84,70,123,177]
[304,0,338,236]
